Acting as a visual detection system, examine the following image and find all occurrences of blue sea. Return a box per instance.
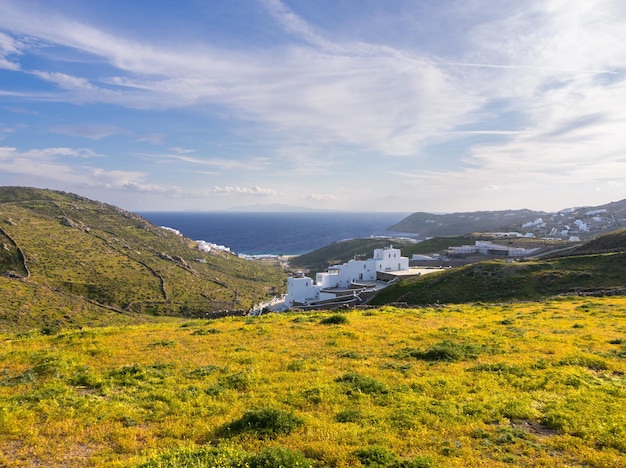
[138,212,414,255]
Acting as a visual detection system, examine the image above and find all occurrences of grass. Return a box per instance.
[0,296,625,466]
[371,252,626,306]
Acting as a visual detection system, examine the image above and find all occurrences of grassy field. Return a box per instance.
[1,297,625,467]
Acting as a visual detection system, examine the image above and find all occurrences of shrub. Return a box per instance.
[320,314,349,325]
[302,387,323,404]
[137,444,248,467]
[219,408,304,439]
[219,372,253,391]
[69,366,104,389]
[397,340,484,362]
[247,446,313,468]
[31,355,67,378]
[353,446,398,467]
[147,339,177,348]
[396,456,435,468]
[286,359,306,371]
[558,354,608,371]
[188,365,221,378]
[339,350,364,359]
[336,372,389,394]
[352,446,434,468]
[40,324,60,336]
[191,328,221,335]
[138,445,313,468]
[468,362,526,377]
[335,409,363,423]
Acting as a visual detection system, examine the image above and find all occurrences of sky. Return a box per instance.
[1,0,626,213]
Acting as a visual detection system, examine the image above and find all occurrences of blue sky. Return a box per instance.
[1,0,625,213]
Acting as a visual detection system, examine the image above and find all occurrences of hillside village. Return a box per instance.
[389,198,626,240]
[514,207,623,240]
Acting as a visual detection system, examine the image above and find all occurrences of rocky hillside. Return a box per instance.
[0,187,284,332]
[390,199,626,240]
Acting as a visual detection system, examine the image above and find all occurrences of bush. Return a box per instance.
[219,372,253,391]
[138,445,312,468]
[320,314,349,325]
[336,372,388,394]
[352,446,434,468]
[397,340,484,362]
[137,444,248,467]
[558,354,608,371]
[247,446,313,468]
[219,408,304,439]
[335,408,363,423]
[353,446,398,467]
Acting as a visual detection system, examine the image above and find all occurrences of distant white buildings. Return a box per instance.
[160,225,232,254]
[522,218,546,229]
[448,240,538,258]
[284,246,409,308]
[196,240,232,254]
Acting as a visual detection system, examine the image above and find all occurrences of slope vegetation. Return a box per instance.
[0,187,284,332]
[567,228,626,255]
[372,234,626,306]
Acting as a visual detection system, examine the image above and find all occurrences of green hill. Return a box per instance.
[566,228,626,255]
[0,187,284,332]
[372,238,626,306]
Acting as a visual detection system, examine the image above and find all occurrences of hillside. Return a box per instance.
[565,228,626,255]
[389,209,544,238]
[389,198,626,239]
[372,245,626,306]
[0,187,284,332]
[0,299,624,466]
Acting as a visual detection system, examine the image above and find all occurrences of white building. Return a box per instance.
[448,240,536,257]
[284,246,409,308]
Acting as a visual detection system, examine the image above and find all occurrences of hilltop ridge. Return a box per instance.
[390,198,626,239]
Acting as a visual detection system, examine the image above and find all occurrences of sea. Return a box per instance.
[138,212,415,256]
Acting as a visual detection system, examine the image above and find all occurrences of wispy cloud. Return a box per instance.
[1,0,625,211]
[49,124,121,140]
[0,146,142,188]
[138,152,271,172]
[0,31,21,70]
[135,133,166,145]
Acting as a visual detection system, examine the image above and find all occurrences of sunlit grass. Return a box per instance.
[0,296,625,466]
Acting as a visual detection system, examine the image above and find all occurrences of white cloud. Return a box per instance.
[0,146,146,189]
[211,186,279,196]
[137,152,271,172]
[169,147,195,155]
[135,133,165,145]
[0,31,21,70]
[0,0,477,157]
[303,193,337,201]
[1,0,626,212]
